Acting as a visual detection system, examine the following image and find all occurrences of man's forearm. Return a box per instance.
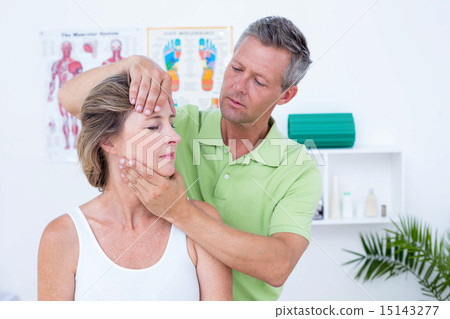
[170,203,297,287]
[58,57,131,118]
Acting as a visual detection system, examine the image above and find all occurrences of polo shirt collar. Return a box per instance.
[197,109,223,146]
[197,110,287,167]
[248,117,285,167]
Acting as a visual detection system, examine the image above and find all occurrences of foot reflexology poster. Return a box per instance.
[147,27,233,111]
[41,27,142,162]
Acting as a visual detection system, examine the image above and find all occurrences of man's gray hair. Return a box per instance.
[235,16,312,91]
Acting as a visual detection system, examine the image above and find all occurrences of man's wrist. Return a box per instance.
[165,199,196,225]
[117,55,138,74]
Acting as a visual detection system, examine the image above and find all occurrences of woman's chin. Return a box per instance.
[155,165,175,177]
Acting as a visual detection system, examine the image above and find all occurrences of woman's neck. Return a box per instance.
[96,177,158,230]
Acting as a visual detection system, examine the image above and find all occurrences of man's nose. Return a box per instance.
[234,74,248,94]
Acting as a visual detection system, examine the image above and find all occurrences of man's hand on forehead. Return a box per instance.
[128,55,176,117]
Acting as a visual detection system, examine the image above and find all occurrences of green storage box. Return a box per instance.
[288,113,355,148]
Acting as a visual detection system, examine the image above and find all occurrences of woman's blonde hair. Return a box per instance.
[77,74,132,191]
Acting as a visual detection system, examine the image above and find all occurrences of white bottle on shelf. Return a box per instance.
[329,175,341,218]
[356,202,365,218]
[365,188,378,217]
[342,192,353,218]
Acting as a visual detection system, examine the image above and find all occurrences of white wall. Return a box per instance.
[0,0,448,300]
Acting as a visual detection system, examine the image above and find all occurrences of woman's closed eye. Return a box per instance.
[146,123,175,130]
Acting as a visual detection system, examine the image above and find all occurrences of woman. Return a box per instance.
[38,74,232,300]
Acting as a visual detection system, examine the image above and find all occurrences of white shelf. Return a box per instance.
[317,146,402,155]
[310,146,404,225]
[313,217,391,226]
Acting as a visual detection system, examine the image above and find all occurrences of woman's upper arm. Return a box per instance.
[38,214,78,301]
[195,242,233,301]
[186,200,232,300]
[188,201,232,300]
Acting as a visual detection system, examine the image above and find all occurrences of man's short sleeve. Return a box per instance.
[268,163,322,242]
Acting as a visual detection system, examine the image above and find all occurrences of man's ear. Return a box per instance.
[276,85,298,106]
[99,136,118,155]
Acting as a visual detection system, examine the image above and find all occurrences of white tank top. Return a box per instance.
[67,207,200,301]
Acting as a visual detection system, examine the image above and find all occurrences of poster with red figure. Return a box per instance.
[41,27,142,162]
[147,27,233,111]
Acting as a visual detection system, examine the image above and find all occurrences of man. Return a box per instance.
[59,16,322,300]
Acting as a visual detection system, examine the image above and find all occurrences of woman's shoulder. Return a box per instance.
[39,213,79,276]
[40,213,78,250]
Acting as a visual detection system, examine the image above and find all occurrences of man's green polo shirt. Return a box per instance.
[174,105,322,301]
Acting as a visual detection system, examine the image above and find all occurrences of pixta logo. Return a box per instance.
[125,130,172,175]
[192,138,326,166]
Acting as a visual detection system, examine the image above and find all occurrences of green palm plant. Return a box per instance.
[343,216,450,300]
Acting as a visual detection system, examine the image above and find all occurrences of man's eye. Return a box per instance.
[255,79,265,86]
[232,66,242,72]
[147,126,159,130]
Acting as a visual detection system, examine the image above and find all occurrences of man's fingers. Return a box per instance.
[143,71,174,115]
[129,74,141,107]
[122,164,141,184]
[132,158,168,185]
[143,80,161,115]
[127,181,145,202]
[120,159,143,184]
[119,158,166,186]
[135,77,151,112]
[131,159,157,182]
[127,56,174,116]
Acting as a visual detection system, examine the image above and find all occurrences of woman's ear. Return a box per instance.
[99,136,118,155]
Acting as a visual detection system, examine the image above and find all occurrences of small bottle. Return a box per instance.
[313,197,324,220]
[356,202,365,218]
[365,188,378,217]
[342,192,353,218]
[329,175,341,218]
[381,204,387,217]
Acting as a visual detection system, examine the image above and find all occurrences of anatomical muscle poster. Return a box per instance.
[41,27,142,162]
